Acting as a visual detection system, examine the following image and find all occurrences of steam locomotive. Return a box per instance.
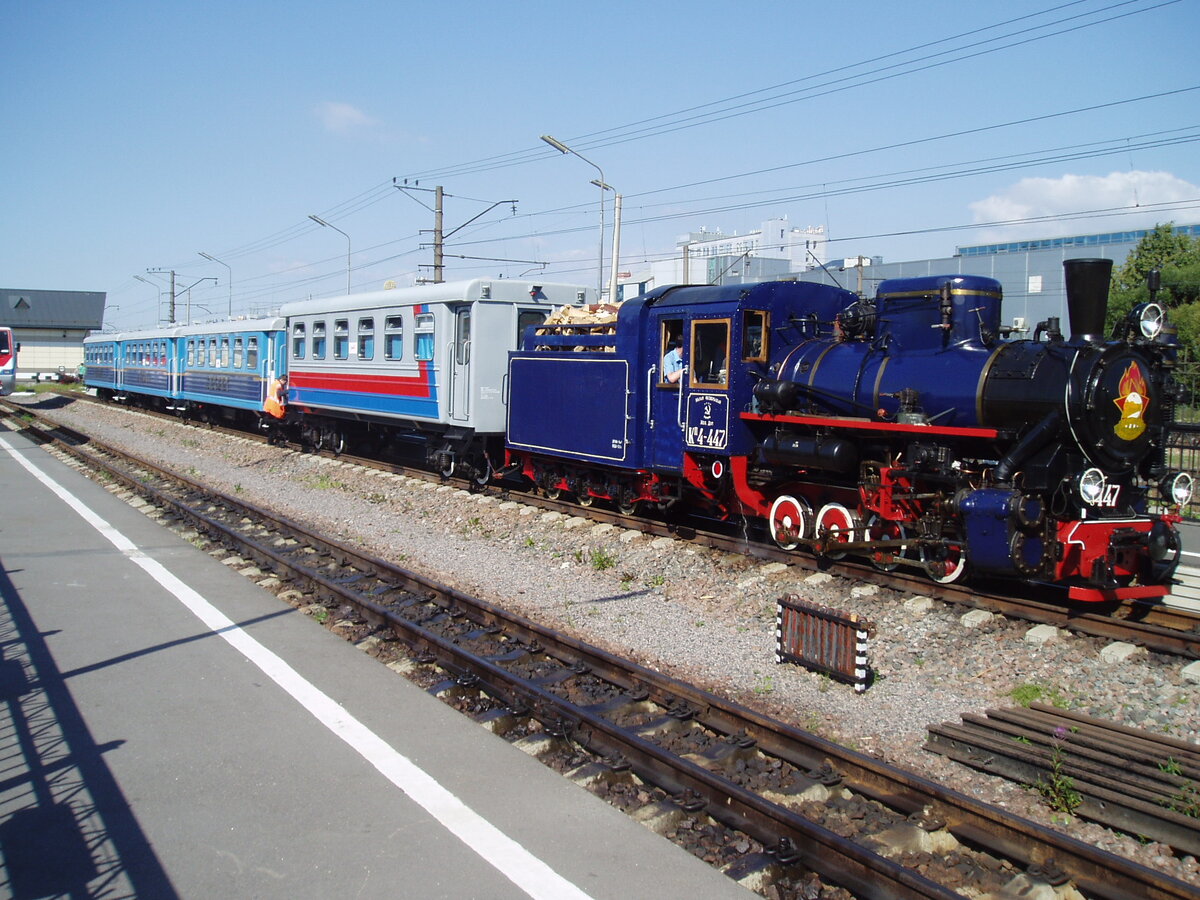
[506,259,1191,600]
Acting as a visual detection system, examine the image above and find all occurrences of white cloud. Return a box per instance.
[967,171,1200,241]
[314,101,378,133]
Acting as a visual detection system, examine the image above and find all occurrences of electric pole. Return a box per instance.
[394,179,515,284]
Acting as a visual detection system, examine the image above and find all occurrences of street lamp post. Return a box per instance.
[198,252,232,317]
[309,214,352,294]
[179,277,217,325]
[540,134,607,297]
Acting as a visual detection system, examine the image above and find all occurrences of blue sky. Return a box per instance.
[3,0,1198,329]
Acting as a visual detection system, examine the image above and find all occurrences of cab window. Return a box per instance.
[742,310,767,362]
[659,319,683,386]
[689,319,730,388]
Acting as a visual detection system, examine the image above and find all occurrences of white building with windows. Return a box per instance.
[618,218,828,299]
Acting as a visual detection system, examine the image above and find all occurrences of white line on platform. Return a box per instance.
[0,435,593,900]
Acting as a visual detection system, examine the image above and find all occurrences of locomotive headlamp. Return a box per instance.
[1163,471,1195,507]
[1078,468,1108,506]
[1132,302,1166,340]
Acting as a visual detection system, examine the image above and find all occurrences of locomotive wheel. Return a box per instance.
[472,460,492,487]
[440,458,456,478]
[544,486,561,500]
[865,515,909,572]
[920,542,968,584]
[769,495,811,551]
[577,493,594,507]
[815,502,856,560]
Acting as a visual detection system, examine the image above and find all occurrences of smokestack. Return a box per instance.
[1063,257,1113,344]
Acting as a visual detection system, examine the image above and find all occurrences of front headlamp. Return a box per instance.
[1131,302,1166,340]
[1079,468,1107,506]
[1163,471,1195,507]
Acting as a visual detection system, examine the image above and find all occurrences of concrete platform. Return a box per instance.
[0,424,753,899]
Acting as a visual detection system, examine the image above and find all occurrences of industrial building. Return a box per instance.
[619,221,1200,336]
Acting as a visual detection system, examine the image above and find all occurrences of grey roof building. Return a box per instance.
[2,288,107,377]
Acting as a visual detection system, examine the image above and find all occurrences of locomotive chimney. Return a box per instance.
[1063,257,1113,344]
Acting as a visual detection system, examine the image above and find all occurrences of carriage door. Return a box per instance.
[649,317,685,470]
[449,305,472,421]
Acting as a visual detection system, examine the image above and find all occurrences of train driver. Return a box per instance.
[663,336,686,384]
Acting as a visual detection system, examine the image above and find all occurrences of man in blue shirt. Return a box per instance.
[663,336,685,384]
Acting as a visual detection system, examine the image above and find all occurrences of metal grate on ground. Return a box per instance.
[775,595,872,693]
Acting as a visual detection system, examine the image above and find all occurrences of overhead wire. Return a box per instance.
[127,0,1188,320]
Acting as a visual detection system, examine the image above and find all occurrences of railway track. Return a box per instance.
[12,391,1200,659]
[5,403,1198,898]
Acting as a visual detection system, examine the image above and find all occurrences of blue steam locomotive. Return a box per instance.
[505,259,1190,601]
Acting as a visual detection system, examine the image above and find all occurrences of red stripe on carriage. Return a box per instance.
[290,365,433,397]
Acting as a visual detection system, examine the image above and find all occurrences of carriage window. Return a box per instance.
[334,319,349,360]
[742,309,767,362]
[187,340,195,367]
[233,337,244,368]
[358,317,374,360]
[690,319,730,389]
[415,313,434,361]
[247,337,259,368]
[292,322,306,359]
[517,309,546,348]
[220,338,230,368]
[209,339,219,367]
[312,321,326,359]
[659,319,684,386]
[385,315,404,360]
[455,310,471,365]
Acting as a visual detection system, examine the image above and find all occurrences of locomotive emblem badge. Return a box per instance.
[1113,361,1148,441]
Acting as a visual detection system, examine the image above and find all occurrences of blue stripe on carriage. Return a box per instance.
[289,388,441,421]
[123,371,171,394]
[180,372,265,407]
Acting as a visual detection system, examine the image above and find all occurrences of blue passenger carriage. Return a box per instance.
[84,327,181,405]
[279,279,592,476]
[83,333,121,396]
[177,318,287,421]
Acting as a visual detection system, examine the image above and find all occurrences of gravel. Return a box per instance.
[19,392,1200,887]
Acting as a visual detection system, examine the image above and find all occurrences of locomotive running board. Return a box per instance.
[1068,584,1169,602]
[742,411,1000,439]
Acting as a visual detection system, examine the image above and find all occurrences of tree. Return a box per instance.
[1106,225,1200,347]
